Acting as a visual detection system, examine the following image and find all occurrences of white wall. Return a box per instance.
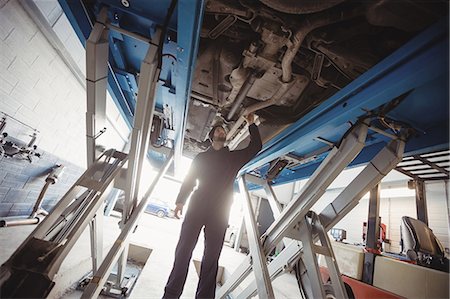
[0,0,129,167]
[323,182,449,254]
[253,166,449,255]
[426,181,450,254]
[381,196,417,253]
[0,0,86,166]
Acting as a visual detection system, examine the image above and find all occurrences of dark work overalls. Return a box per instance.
[163,124,262,299]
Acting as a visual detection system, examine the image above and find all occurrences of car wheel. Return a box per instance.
[157,210,165,218]
[323,283,355,299]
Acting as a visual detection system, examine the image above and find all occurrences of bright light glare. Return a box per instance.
[138,160,157,195]
[362,187,416,199]
[175,156,193,180]
[136,156,194,206]
[229,193,244,226]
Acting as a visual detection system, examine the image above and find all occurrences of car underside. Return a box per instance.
[183,0,447,157]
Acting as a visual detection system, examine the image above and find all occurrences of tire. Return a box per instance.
[324,283,355,299]
[324,284,337,299]
[156,210,166,218]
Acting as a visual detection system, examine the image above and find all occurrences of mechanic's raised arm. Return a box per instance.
[234,114,262,166]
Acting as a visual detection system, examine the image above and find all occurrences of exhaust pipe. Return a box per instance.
[227,72,257,120]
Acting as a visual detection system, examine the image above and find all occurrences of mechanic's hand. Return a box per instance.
[245,113,255,125]
[174,203,184,219]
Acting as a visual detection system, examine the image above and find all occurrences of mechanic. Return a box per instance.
[163,113,262,299]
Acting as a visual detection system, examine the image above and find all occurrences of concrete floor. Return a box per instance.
[0,212,302,298]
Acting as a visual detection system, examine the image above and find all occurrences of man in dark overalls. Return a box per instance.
[163,114,262,299]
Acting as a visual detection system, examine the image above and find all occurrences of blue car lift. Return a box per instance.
[0,0,448,297]
[219,17,449,299]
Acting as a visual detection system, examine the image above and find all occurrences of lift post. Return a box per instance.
[414,179,429,225]
[238,175,275,299]
[85,8,109,274]
[362,184,381,284]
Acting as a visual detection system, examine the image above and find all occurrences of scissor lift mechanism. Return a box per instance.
[219,120,406,298]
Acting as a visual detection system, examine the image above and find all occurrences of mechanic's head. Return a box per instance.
[209,125,227,150]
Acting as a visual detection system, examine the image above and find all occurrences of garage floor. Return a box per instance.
[0,212,301,298]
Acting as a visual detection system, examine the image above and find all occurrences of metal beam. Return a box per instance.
[295,212,348,299]
[174,0,205,173]
[86,10,109,167]
[220,131,405,299]
[366,185,381,250]
[415,180,429,225]
[262,121,368,253]
[217,256,253,298]
[261,180,283,219]
[362,184,380,284]
[82,152,174,299]
[413,154,449,176]
[236,240,302,299]
[120,29,161,285]
[85,11,110,273]
[238,176,274,299]
[123,29,161,220]
[320,137,405,229]
[219,122,368,298]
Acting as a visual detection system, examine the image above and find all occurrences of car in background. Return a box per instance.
[113,195,173,218]
[144,199,173,218]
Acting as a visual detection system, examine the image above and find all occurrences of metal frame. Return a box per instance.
[414,180,429,225]
[296,211,348,299]
[395,150,450,225]
[263,121,369,252]
[81,152,174,298]
[362,184,381,284]
[85,9,109,273]
[86,8,109,167]
[395,151,450,182]
[238,176,275,299]
[116,28,162,286]
[218,121,368,298]
[122,28,161,221]
[0,150,127,298]
[218,121,406,298]
[239,177,348,299]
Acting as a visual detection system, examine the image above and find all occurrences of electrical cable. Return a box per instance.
[157,0,178,70]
